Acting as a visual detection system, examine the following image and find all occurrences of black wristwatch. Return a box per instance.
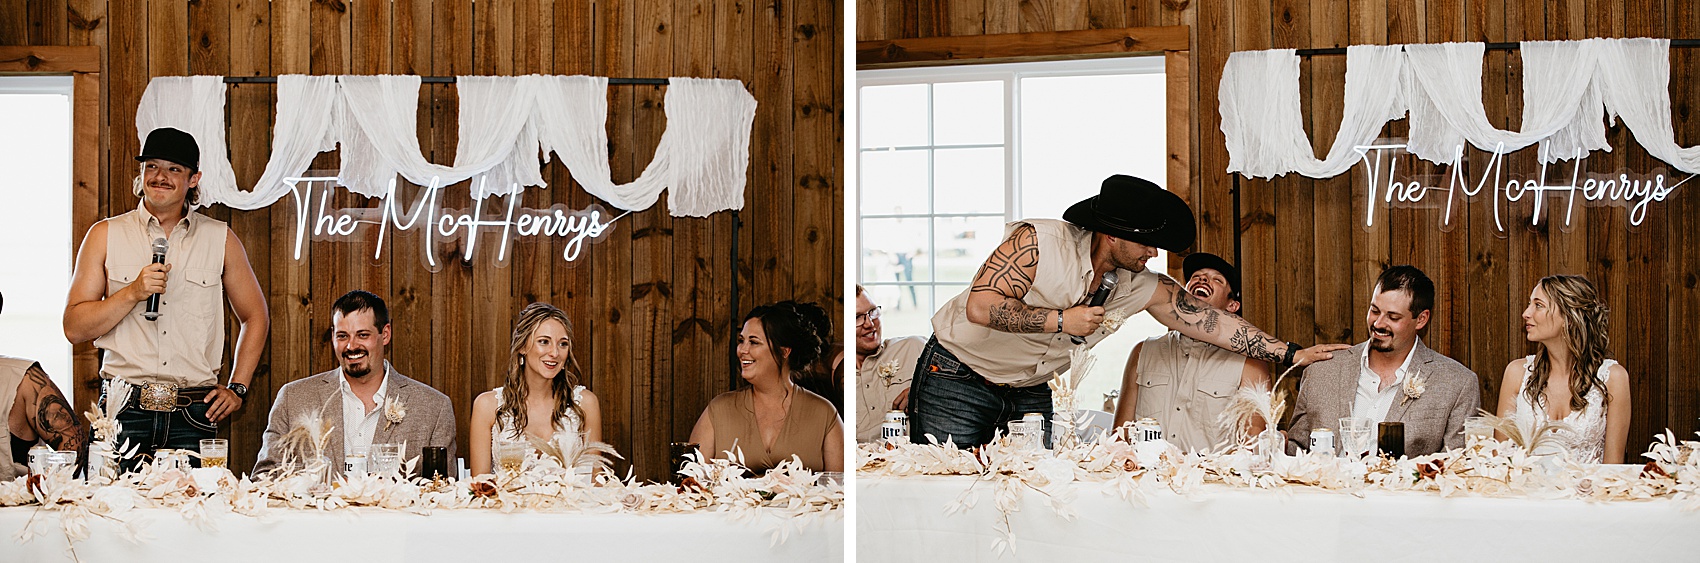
[1282,342,1299,366]
[226,382,249,399]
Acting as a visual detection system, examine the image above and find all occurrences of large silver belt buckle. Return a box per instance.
[138,383,180,412]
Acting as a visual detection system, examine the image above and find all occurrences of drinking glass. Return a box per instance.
[1006,420,1037,451]
[370,443,403,476]
[199,439,229,469]
[346,445,370,475]
[1464,416,1493,446]
[43,451,76,474]
[1338,417,1375,459]
[495,440,529,475]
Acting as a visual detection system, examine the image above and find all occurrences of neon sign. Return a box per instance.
[1353,143,1694,231]
[285,176,622,270]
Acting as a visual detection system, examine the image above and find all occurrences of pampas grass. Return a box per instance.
[1215,363,1298,451]
[1476,409,1574,457]
[526,434,624,477]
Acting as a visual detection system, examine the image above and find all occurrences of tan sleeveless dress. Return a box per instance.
[705,386,838,472]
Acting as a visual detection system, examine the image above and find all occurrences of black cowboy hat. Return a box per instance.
[136,127,200,171]
[1182,252,1241,298]
[1062,174,1196,252]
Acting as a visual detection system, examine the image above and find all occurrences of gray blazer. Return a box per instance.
[1287,341,1480,457]
[252,362,457,476]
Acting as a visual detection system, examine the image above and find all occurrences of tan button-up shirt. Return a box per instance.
[855,335,928,442]
[933,219,1161,387]
[1131,331,1249,452]
[95,203,229,387]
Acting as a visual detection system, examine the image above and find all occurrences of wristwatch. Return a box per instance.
[1283,342,1299,366]
[226,382,249,399]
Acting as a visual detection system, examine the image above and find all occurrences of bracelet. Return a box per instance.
[1283,342,1299,365]
[1056,310,1065,333]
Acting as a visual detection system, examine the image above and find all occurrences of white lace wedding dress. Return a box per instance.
[491,386,587,458]
[1512,356,1615,464]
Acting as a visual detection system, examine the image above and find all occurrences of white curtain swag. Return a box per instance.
[137,74,756,216]
[1221,37,1695,179]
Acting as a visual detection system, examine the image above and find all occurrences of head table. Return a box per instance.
[858,473,1700,562]
[2,505,842,562]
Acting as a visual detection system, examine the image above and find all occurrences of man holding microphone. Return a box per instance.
[64,127,269,469]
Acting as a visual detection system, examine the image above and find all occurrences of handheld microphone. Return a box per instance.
[1071,271,1118,345]
[143,238,167,321]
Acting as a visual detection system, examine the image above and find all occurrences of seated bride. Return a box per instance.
[1495,275,1630,464]
[470,303,603,476]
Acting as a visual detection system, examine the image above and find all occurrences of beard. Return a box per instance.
[341,350,374,377]
[1368,331,1395,352]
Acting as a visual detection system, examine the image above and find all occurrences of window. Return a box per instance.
[0,76,75,393]
[857,57,1172,409]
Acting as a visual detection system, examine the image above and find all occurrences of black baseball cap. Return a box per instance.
[136,127,200,171]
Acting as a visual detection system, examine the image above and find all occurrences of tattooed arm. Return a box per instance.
[1143,276,1347,365]
[964,224,1105,335]
[7,363,89,455]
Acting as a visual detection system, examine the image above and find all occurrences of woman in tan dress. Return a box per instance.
[690,301,844,473]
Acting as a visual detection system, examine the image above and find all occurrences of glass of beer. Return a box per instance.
[495,439,528,476]
[199,439,229,469]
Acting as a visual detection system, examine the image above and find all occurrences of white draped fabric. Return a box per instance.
[138,74,756,216]
[1220,45,1407,178]
[1221,37,1699,179]
[134,76,237,204]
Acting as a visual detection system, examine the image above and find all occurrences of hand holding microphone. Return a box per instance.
[140,238,169,321]
[1065,271,1119,344]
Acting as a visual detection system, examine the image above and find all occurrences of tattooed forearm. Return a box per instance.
[970,224,1040,298]
[1226,324,1287,363]
[986,298,1053,333]
[24,365,88,453]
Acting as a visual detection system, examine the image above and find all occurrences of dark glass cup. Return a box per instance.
[669,442,699,481]
[1377,421,1405,459]
[421,446,449,480]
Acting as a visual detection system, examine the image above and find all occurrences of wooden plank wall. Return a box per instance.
[858,0,1699,455]
[3,0,842,482]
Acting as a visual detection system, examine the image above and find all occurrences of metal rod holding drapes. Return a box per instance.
[1293,38,1700,57]
[221,76,670,85]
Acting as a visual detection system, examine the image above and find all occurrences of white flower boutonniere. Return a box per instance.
[1100,311,1129,334]
[383,396,407,429]
[1401,372,1427,405]
[876,358,902,384]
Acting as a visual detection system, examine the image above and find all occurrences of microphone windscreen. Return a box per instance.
[152,237,169,255]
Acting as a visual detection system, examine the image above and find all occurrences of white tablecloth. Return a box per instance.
[2,506,842,562]
[859,475,1700,562]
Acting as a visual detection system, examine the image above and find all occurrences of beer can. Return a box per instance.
[1311,428,1335,455]
[1134,417,1162,443]
[882,410,909,441]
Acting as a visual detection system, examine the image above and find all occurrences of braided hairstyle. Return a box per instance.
[742,301,825,375]
[1525,275,1612,413]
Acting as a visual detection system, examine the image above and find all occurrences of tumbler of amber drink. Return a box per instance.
[199,439,229,468]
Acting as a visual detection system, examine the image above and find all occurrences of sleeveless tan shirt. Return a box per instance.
[96,204,229,387]
[1132,331,1248,452]
[706,387,838,473]
[933,219,1161,387]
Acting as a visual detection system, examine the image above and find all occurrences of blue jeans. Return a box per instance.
[107,396,218,473]
[907,337,1052,448]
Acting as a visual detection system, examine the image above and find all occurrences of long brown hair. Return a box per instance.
[1524,275,1611,413]
[496,302,586,438]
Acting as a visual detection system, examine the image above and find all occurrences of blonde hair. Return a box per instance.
[1524,275,1611,413]
[496,303,586,438]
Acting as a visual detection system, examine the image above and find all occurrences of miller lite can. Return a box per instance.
[882,410,909,442]
[1134,418,1162,443]
[1310,428,1336,456]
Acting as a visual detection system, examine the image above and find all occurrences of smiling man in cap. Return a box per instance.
[908,175,1346,448]
[1111,252,1272,452]
[63,127,269,471]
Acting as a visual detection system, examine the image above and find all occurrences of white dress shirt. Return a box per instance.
[340,367,391,458]
[1352,339,1418,423]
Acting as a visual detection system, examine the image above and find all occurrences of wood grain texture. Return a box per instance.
[857,0,1700,454]
[857,25,1190,67]
[20,1,836,482]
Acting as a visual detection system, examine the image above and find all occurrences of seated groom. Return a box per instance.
[253,290,455,475]
[1287,266,1479,457]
